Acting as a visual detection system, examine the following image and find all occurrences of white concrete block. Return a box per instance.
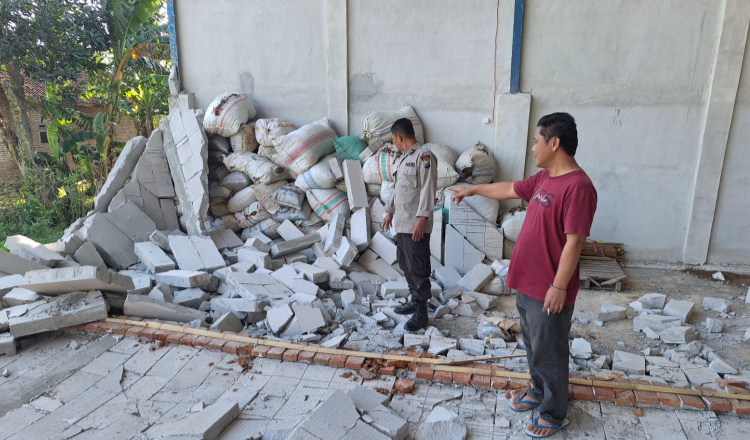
[461,291,499,310]
[266,303,294,334]
[134,241,175,274]
[124,293,207,323]
[639,293,667,309]
[144,401,239,440]
[349,207,371,251]
[80,213,137,270]
[94,136,147,212]
[0,274,24,296]
[210,312,244,333]
[2,287,41,307]
[244,237,271,253]
[381,280,410,298]
[663,299,694,325]
[598,304,628,322]
[20,266,134,294]
[443,225,484,274]
[612,350,646,375]
[0,249,48,275]
[703,297,730,313]
[334,237,359,268]
[174,288,209,309]
[72,241,108,270]
[458,338,485,356]
[347,386,389,411]
[237,248,271,270]
[155,269,210,288]
[270,233,321,258]
[428,336,458,355]
[704,317,722,333]
[291,262,329,284]
[324,213,346,256]
[365,258,403,282]
[434,266,461,289]
[148,283,173,302]
[709,355,738,374]
[104,200,157,244]
[296,390,361,440]
[209,229,244,250]
[281,303,326,337]
[417,406,467,440]
[0,332,16,355]
[457,263,493,291]
[369,232,397,265]
[404,333,430,349]
[343,159,368,210]
[570,338,593,359]
[430,209,443,264]
[660,326,698,344]
[329,156,344,180]
[9,290,108,337]
[210,298,268,323]
[169,235,226,272]
[633,314,681,332]
[5,235,65,268]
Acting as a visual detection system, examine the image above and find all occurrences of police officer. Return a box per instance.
[383,118,438,331]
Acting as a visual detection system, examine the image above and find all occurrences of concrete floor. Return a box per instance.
[0,332,748,440]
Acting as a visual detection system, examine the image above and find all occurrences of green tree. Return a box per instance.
[0,0,109,172]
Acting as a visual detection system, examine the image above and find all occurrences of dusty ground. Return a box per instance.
[433,267,750,373]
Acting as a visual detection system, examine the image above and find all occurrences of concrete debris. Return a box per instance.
[659,326,698,344]
[124,293,208,323]
[571,338,593,359]
[711,271,725,281]
[0,333,16,356]
[148,283,173,302]
[20,266,134,295]
[94,136,147,213]
[457,263,493,292]
[169,235,226,272]
[428,336,458,356]
[155,269,209,288]
[0,249,48,275]
[704,317,723,333]
[173,288,209,308]
[709,355,738,374]
[633,314,681,332]
[2,288,41,307]
[210,298,268,323]
[271,232,321,258]
[416,406,467,440]
[72,241,108,270]
[210,311,244,333]
[612,350,646,375]
[703,297,731,313]
[0,274,23,296]
[638,293,667,310]
[143,401,238,440]
[5,235,65,268]
[9,290,108,337]
[443,225,484,274]
[134,241,175,274]
[597,304,627,322]
[663,299,694,325]
[369,232,397,265]
[267,303,294,334]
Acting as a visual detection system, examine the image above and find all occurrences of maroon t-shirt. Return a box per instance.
[507,169,597,305]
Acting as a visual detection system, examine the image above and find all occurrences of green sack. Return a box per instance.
[334,136,368,162]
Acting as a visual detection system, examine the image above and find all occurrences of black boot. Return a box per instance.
[404,301,429,331]
[394,300,418,315]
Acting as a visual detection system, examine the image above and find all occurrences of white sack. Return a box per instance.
[204,93,256,137]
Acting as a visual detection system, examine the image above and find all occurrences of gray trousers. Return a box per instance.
[516,292,575,425]
[395,233,432,302]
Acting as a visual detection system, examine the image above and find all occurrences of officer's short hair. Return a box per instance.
[391,118,416,139]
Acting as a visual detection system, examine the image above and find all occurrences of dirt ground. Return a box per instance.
[433,266,750,373]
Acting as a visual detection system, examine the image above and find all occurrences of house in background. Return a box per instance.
[0,73,137,183]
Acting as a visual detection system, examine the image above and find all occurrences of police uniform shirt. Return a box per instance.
[385,142,438,234]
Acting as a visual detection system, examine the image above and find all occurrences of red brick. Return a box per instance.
[84,322,101,332]
[593,387,616,403]
[434,370,453,383]
[251,345,270,358]
[345,356,365,370]
[717,379,747,390]
[266,347,286,360]
[416,366,434,380]
[394,379,416,393]
[615,389,636,406]
[192,336,212,349]
[237,345,253,356]
[179,334,197,346]
[658,392,681,407]
[385,350,408,368]
[206,338,226,352]
[571,385,595,401]
[329,354,348,368]
[299,351,316,363]
[679,394,705,410]
[380,366,396,376]
[125,325,142,337]
[222,341,243,355]
[166,332,183,345]
[152,330,169,341]
[283,349,301,362]
[313,353,332,366]
[732,399,750,415]
[455,372,473,385]
[138,327,159,340]
[471,373,491,388]
[109,323,130,335]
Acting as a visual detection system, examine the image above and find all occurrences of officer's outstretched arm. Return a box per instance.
[449,182,520,204]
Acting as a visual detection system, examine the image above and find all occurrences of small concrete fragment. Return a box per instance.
[416,406,467,440]
[633,314,681,332]
[709,355,738,374]
[20,266,134,295]
[570,338,593,359]
[0,333,17,356]
[428,336,458,356]
[612,350,646,375]
[134,242,175,274]
[703,297,731,313]
[0,274,24,296]
[2,288,41,307]
[169,235,226,272]
[154,269,209,288]
[296,390,361,440]
[663,299,695,325]
[72,241,108,270]
[148,283,173,302]
[638,293,667,309]
[266,303,294,334]
[270,233,321,258]
[704,317,723,333]
[5,235,65,268]
[368,405,408,440]
[173,288,209,309]
[210,312,244,333]
[9,290,108,337]
[123,293,207,323]
[209,229,244,250]
[281,303,326,337]
[598,304,627,322]
[237,247,271,269]
[334,237,359,268]
[457,263,493,292]
[149,230,172,252]
[659,326,698,344]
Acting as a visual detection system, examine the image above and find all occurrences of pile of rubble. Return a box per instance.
[1,92,525,363]
[568,291,749,391]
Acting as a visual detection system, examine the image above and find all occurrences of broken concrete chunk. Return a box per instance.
[149,230,172,252]
[428,336,458,356]
[81,213,138,270]
[173,288,209,309]
[244,237,271,253]
[416,406,467,440]
[369,232,397,265]
[703,297,730,313]
[0,274,24,296]
[271,233,321,258]
[349,207,371,251]
[291,262,329,284]
[296,390,361,440]
[9,290,108,337]
[94,136,147,212]
[2,288,41,307]
[281,303,326,337]
[134,241,175,274]
[155,269,210,288]
[144,400,239,440]
[210,298,268,323]
[443,225,484,274]
[659,326,698,344]
[381,280,410,298]
[663,299,695,325]
[638,293,667,309]
[461,291,498,310]
[704,317,723,333]
[598,304,627,322]
[571,338,593,359]
[709,355,738,374]
[612,350,646,375]
[20,266,134,295]
[266,303,294,334]
[347,386,389,412]
[457,263,493,292]
[210,311,244,333]
[435,266,461,289]
[0,332,17,356]
[237,248,271,270]
[334,237,359,268]
[104,200,157,243]
[5,235,65,268]
[123,293,207,323]
[343,160,368,211]
[633,314,681,332]
[0,249,48,275]
[148,283,173,303]
[209,229,244,251]
[72,241,108,270]
[169,235,226,272]
[458,338,485,356]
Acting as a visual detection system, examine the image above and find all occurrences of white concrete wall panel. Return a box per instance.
[175,0,328,126]
[519,0,723,262]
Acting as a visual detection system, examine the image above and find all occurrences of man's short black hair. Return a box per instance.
[537,112,578,156]
[391,118,416,139]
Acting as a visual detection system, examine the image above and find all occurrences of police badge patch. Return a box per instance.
[421,154,431,169]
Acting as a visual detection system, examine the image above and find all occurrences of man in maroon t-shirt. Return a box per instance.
[451,112,597,438]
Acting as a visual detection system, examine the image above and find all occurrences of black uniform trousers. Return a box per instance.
[395,233,432,302]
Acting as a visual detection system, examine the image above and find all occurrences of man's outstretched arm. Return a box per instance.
[449,182,521,204]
